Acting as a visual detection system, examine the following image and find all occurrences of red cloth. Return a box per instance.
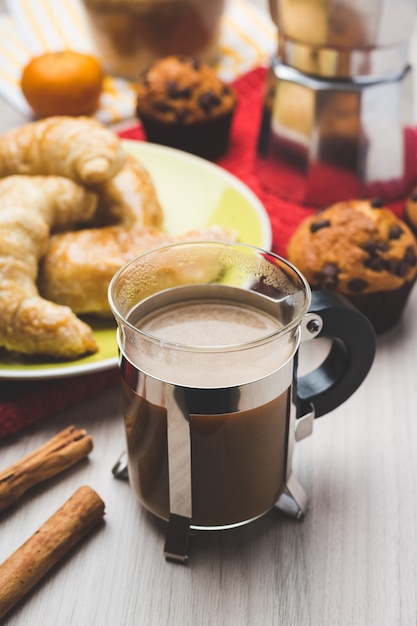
[118,66,410,257]
[0,66,412,440]
[0,369,121,440]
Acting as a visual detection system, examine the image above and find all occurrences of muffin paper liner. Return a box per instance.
[346,279,416,334]
[138,110,235,161]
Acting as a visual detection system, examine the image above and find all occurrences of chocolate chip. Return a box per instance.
[310,219,331,233]
[154,101,173,113]
[396,261,411,277]
[319,263,339,289]
[166,80,178,97]
[387,246,417,278]
[385,258,399,274]
[388,225,404,240]
[362,239,391,271]
[411,190,417,202]
[198,91,221,114]
[384,258,409,276]
[404,245,417,266]
[365,256,385,271]
[175,108,189,122]
[362,240,389,254]
[371,198,384,208]
[166,81,192,99]
[347,278,368,292]
[384,248,417,276]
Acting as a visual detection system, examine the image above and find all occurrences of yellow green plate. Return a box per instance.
[0,140,272,380]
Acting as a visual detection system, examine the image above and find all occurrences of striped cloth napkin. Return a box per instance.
[0,0,277,125]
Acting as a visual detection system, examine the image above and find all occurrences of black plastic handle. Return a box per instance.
[296,291,376,419]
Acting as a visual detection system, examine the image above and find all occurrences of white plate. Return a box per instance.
[0,140,272,380]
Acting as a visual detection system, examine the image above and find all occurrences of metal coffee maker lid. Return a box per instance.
[258,0,417,206]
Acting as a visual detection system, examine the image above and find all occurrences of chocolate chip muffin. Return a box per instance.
[136,55,237,160]
[287,199,417,333]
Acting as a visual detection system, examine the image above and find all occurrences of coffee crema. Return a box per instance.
[127,291,294,388]
[138,300,280,347]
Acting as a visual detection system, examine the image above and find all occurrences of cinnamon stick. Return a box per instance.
[0,485,105,620]
[0,426,93,513]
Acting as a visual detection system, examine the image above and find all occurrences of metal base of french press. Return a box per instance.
[274,472,308,520]
[162,473,308,564]
[257,59,417,207]
[164,514,191,563]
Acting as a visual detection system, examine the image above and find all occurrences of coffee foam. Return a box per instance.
[122,294,298,388]
[139,301,281,347]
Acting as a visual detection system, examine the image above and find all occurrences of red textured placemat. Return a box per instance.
[0,368,121,441]
[118,66,410,257]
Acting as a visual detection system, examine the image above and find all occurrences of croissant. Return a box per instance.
[0,116,125,185]
[90,154,163,229]
[39,225,237,315]
[0,174,97,230]
[0,176,99,358]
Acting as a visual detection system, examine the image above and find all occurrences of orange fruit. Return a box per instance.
[21,50,104,117]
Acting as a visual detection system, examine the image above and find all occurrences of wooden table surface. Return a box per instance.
[1,2,417,625]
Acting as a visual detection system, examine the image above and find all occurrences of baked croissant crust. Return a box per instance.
[39,225,237,315]
[0,118,163,229]
[90,154,163,229]
[0,176,99,358]
[0,116,125,185]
